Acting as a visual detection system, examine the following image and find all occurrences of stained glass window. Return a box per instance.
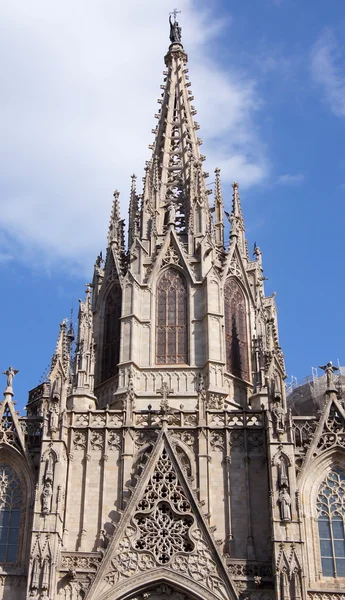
[317,468,345,577]
[224,278,249,381]
[0,465,23,563]
[156,269,187,364]
[102,284,122,382]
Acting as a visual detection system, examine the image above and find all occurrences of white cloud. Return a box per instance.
[0,0,268,273]
[311,28,345,117]
[277,174,305,185]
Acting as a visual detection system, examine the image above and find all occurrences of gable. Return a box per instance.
[85,428,238,600]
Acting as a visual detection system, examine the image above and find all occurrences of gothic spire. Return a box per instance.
[108,190,121,247]
[229,182,245,252]
[213,168,224,247]
[141,15,212,246]
[128,174,140,249]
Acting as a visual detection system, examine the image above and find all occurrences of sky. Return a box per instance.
[1,0,345,410]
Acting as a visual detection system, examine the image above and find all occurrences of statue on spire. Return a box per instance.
[169,10,182,44]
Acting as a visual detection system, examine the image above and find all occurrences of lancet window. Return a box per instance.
[102,283,122,382]
[224,278,249,381]
[0,465,23,563]
[156,269,187,364]
[317,468,345,577]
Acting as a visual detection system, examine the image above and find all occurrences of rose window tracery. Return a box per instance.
[132,448,194,564]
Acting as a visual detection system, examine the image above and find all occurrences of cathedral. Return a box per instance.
[1,16,345,600]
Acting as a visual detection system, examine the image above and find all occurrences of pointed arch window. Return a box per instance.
[224,278,249,381]
[156,269,187,364]
[102,283,122,382]
[0,465,23,563]
[317,467,345,577]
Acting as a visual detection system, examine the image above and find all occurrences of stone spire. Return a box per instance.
[128,174,140,249]
[229,182,245,252]
[213,168,224,247]
[108,190,124,252]
[141,15,212,249]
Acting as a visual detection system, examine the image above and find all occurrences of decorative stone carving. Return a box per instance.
[73,431,87,450]
[90,431,104,451]
[210,431,225,451]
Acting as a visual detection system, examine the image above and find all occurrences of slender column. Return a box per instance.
[224,426,233,553]
[244,428,255,559]
[77,427,90,551]
[98,427,108,542]
[198,427,210,518]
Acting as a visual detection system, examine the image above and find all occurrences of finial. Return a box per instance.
[2,367,19,398]
[169,9,182,44]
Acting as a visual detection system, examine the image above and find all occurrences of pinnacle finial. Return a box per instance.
[2,366,19,398]
[169,10,182,44]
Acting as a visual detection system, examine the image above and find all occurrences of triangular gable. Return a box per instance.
[0,398,27,455]
[221,243,255,305]
[86,427,238,600]
[147,230,196,285]
[298,393,345,480]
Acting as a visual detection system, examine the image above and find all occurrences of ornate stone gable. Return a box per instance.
[0,398,27,455]
[84,427,238,600]
[297,395,345,481]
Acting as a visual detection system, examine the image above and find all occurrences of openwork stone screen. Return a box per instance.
[224,278,249,381]
[0,465,23,563]
[156,269,187,364]
[102,284,122,382]
[133,448,194,564]
[317,468,345,577]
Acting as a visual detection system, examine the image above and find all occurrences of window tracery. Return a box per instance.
[224,278,249,381]
[156,269,187,364]
[317,468,345,577]
[133,448,194,564]
[102,284,122,382]
[0,465,23,563]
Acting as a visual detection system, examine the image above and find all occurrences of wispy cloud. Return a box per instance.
[0,0,268,272]
[311,28,345,117]
[277,173,305,186]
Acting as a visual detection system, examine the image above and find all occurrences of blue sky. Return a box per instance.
[1,0,345,409]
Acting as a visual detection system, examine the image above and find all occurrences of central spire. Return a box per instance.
[140,15,212,247]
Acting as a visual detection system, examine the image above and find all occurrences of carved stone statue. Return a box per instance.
[169,15,182,44]
[319,361,339,390]
[42,481,53,514]
[278,486,291,522]
[272,400,285,433]
[2,366,19,391]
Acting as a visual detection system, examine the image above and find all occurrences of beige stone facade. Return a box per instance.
[1,18,345,600]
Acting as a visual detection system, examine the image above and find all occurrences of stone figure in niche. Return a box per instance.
[49,403,59,432]
[272,399,285,433]
[42,481,53,514]
[319,361,339,390]
[166,198,176,227]
[278,485,291,522]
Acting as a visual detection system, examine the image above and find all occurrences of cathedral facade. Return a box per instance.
[1,18,345,600]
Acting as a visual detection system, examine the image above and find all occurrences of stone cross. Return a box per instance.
[156,382,174,413]
[169,8,181,22]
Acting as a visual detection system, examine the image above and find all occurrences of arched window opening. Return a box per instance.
[224,278,249,381]
[102,284,122,382]
[0,465,23,563]
[156,269,187,365]
[317,467,345,577]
